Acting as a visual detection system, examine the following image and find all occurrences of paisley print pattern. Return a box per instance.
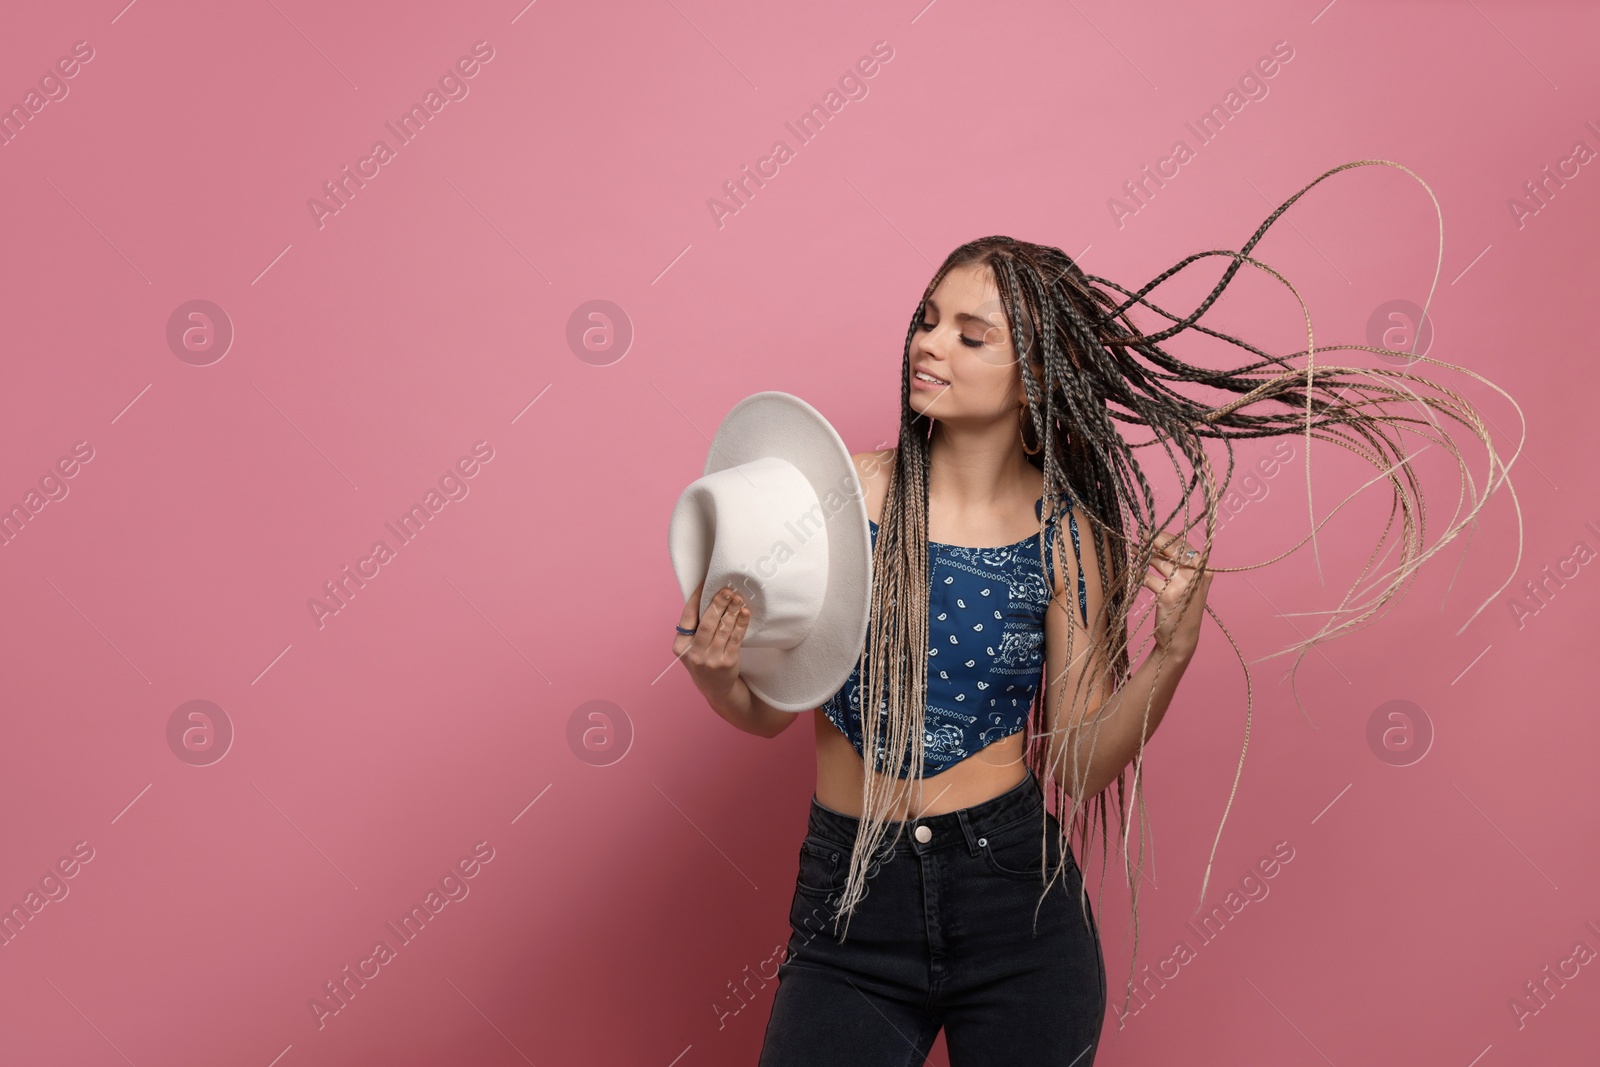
[821,493,1089,778]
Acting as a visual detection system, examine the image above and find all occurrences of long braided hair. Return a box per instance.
[826,159,1524,1028]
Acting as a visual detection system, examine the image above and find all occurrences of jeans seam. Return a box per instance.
[792,883,841,902]
[980,849,1061,881]
[802,831,856,856]
[978,823,1075,880]
[979,803,1048,841]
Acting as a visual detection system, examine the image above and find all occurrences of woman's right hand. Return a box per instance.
[673,579,752,706]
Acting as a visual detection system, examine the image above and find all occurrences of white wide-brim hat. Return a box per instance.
[668,391,873,713]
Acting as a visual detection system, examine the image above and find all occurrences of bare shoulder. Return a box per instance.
[849,448,895,525]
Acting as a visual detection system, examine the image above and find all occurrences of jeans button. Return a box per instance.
[914,825,932,843]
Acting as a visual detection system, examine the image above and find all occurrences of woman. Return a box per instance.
[674,161,1518,1064]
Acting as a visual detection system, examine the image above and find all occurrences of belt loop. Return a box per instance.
[955,809,980,856]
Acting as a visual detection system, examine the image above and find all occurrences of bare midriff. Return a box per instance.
[812,709,1031,819]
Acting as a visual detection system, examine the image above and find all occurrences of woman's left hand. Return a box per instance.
[1144,532,1213,658]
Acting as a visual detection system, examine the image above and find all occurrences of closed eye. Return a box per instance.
[918,321,985,348]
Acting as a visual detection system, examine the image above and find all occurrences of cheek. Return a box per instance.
[971,340,1019,370]
[959,359,1011,396]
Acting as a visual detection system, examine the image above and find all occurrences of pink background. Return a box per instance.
[1,1,1595,1064]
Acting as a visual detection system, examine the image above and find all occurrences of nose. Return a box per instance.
[916,322,951,358]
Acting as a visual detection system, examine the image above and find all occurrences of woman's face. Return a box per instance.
[908,263,1042,423]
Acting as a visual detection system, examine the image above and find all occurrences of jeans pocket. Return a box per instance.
[794,835,850,899]
[979,819,1074,882]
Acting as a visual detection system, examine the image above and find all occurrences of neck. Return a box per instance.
[926,417,1042,510]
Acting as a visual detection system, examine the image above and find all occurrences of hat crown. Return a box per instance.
[670,456,829,650]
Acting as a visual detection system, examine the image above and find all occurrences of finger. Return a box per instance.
[1160,542,1204,573]
[1151,561,1202,597]
[1153,536,1193,562]
[673,581,707,657]
[710,594,746,657]
[678,584,705,628]
[692,586,735,651]
[684,588,723,655]
[716,601,752,658]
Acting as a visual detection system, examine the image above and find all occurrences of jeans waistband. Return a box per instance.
[806,769,1045,855]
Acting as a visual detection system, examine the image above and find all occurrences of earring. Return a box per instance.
[1019,405,1042,456]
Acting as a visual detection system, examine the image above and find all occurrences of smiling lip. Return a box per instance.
[912,366,950,388]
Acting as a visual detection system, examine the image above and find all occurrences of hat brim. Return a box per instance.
[691,391,872,713]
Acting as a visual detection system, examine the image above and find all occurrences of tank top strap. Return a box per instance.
[1036,486,1073,537]
[1039,487,1089,628]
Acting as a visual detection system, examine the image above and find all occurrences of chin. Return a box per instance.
[908,388,946,413]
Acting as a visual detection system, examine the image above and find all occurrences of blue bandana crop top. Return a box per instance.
[820,492,1088,778]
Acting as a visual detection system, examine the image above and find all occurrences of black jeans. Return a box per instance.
[758,769,1106,1066]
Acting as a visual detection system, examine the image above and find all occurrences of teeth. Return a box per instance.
[916,371,949,385]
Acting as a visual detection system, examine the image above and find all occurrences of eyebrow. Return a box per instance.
[925,298,996,328]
